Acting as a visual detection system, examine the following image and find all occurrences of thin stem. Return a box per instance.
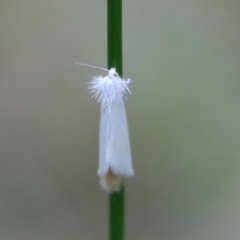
[107,1,125,240]
[109,185,125,240]
[107,0,122,75]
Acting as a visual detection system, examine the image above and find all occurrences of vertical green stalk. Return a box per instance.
[107,1,124,240]
[109,186,124,240]
[107,0,122,75]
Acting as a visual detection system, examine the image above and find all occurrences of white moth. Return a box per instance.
[76,63,134,192]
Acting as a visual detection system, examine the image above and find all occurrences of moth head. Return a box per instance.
[108,68,117,77]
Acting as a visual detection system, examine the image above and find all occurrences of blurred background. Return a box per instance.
[1,0,240,239]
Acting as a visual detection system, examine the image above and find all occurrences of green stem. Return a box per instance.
[109,186,125,240]
[107,0,122,75]
[107,1,124,240]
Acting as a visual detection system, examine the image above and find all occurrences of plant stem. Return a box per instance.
[109,185,125,240]
[107,0,122,75]
[107,1,124,240]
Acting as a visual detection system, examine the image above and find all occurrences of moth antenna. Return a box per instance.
[75,63,109,72]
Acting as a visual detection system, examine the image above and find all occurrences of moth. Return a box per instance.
[76,63,134,192]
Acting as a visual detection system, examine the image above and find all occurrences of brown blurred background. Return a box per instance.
[1,0,240,239]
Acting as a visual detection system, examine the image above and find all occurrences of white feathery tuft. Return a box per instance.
[87,68,131,112]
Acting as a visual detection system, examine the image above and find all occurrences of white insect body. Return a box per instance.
[76,63,134,192]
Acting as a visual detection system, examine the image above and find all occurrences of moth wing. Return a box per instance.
[98,101,134,177]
